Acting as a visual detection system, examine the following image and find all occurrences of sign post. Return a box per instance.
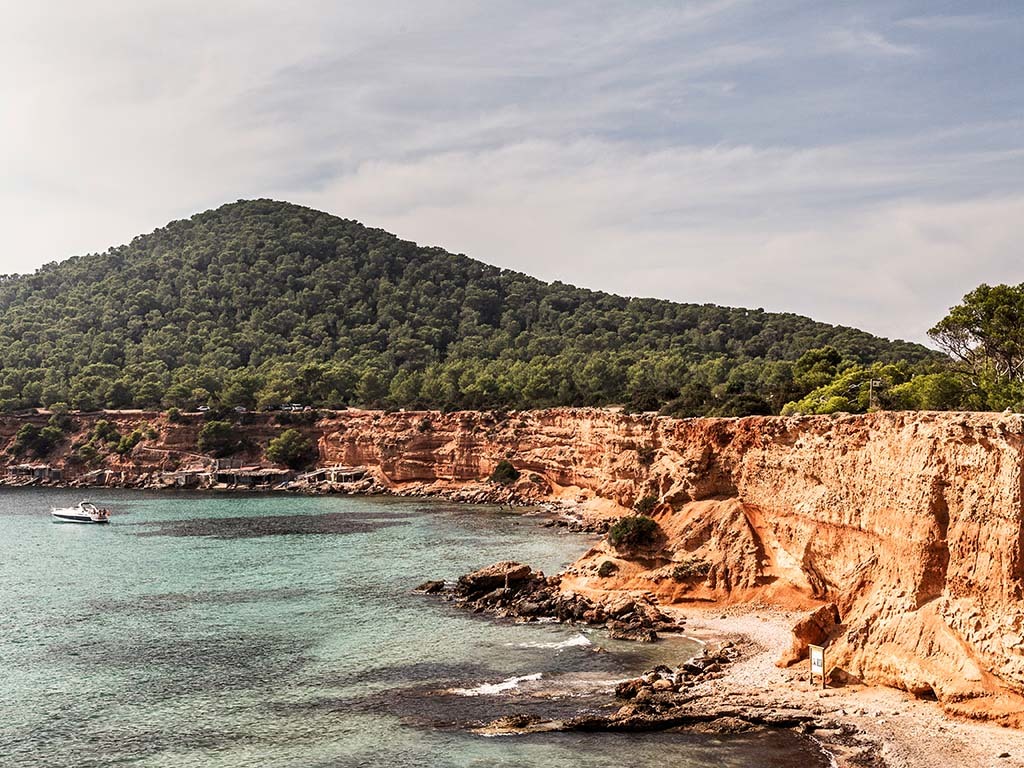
[809,644,826,689]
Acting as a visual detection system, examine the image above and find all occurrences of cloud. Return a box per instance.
[301,138,1024,342]
[895,14,1000,31]
[0,0,1022,344]
[825,28,920,58]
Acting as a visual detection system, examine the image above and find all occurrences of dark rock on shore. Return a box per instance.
[473,640,859,752]
[414,580,446,594]
[420,560,683,640]
[457,561,534,595]
[613,641,740,704]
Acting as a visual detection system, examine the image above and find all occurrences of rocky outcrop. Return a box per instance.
[777,603,840,668]
[421,560,682,641]
[4,407,1024,721]
[318,407,1024,721]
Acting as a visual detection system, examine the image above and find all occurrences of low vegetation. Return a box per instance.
[489,460,520,485]
[114,429,144,456]
[633,493,658,515]
[670,557,711,581]
[12,422,63,458]
[197,420,238,457]
[265,428,317,469]
[608,515,659,548]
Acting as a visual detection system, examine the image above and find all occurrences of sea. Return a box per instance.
[0,489,828,767]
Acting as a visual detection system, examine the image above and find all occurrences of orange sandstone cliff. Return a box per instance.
[321,408,1024,722]
[4,407,1024,721]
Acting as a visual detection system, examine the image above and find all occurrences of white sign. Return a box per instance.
[809,644,825,688]
[810,645,824,674]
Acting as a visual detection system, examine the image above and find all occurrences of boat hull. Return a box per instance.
[51,512,109,524]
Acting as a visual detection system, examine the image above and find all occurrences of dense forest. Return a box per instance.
[0,199,961,415]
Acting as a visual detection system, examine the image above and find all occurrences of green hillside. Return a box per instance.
[0,199,942,414]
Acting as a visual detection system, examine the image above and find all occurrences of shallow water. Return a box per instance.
[0,489,826,767]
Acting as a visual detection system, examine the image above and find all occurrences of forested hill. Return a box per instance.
[0,199,941,415]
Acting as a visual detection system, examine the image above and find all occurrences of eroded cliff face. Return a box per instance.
[318,408,1024,722]
[4,407,1023,720]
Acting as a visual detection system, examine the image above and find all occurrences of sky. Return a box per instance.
[1,1,1022,344]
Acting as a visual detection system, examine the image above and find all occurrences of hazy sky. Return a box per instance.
[2,1,1022,343]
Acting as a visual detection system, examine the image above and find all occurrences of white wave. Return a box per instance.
[515,633,592,650]
[450,672,543,697]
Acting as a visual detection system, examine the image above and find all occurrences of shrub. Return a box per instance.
[266,429,317,469]
[114,430,144,456]
[670,557,711,581]
[167,407,183,423]
[71,443,100,465]
[274,409,320,426]
[597,560,619,578]
[608,515,659,548]
[489,459,520,485]
[633,493,658,515]
[417,417,433,433]
[712,394,773,417]
[197,420,238,456]
[203,406,235,422]
[48,412,77,433]
[12,423,63,457]
[92,419,120,443]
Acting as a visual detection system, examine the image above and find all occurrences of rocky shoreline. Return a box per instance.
[418,561,871,763]
[418,560,683,642]
[1,470,614,526]
[417,558,1024,768]
[471,635,884,766]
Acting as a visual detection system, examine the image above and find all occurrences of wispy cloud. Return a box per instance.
[825,28,920,58]
[895,14,1000,30]
[0,0,1022,342]
[302,136,1024,341]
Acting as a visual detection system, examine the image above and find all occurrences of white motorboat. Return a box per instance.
[51,501,110,524]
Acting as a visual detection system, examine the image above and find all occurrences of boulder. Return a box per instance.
[777,602,840,667]
[608,620,658,642]
[615,679,644,699]
[457,561,533,596]
[415,580,445,594]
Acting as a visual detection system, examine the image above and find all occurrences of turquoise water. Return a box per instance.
[0,489,825,767]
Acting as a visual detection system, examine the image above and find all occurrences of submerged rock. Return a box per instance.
[414,580,446,594]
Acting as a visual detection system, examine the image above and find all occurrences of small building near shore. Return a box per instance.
[163,466,210,488]
[295,465,368,484]
[213,466,294,489]
[7,463,63,482]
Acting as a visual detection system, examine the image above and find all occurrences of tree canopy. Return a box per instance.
[0,199,941,415]
[266,429,317,469]
[929,284,1024,383]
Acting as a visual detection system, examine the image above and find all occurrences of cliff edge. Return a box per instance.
[4,407,1024,722]
[324,408,1024,722]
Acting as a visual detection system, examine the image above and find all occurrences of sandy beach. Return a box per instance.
[677,605,1024,768]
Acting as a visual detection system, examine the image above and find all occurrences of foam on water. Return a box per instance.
[514,632,593,650]
[450,672,544,696]
[0,488,830,768]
